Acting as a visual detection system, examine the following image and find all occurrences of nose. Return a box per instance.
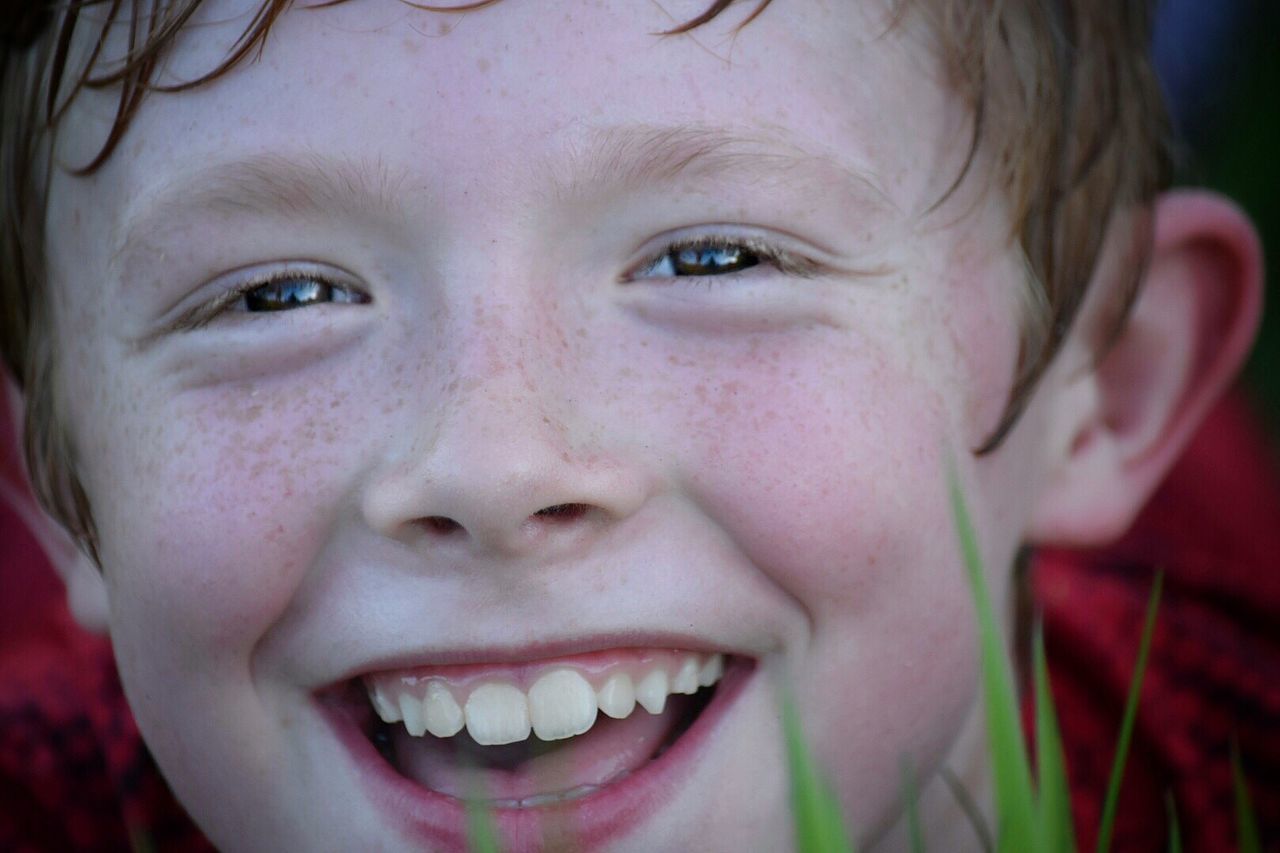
[360,322,650,560]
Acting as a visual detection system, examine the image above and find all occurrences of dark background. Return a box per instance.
[1155,0,1280,450]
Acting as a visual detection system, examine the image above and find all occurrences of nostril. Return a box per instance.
[421,516,463,535]
[532,503,589,522]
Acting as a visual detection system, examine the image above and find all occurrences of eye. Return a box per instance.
[642,242,759,277]
[629,234,817,281]
[171,267,371,331]
[241,275,369,312]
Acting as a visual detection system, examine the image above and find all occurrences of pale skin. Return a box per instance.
[15,0,1261,850]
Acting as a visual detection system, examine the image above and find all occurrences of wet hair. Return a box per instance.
[0,0,1171,560]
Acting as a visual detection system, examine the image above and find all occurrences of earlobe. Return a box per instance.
[1029,190,1264,547]
[62,547,110,633]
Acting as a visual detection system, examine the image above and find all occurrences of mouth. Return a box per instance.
[319,646,754,850]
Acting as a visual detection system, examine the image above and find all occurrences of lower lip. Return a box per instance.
[321,657,753,852]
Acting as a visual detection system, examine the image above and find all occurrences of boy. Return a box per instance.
[0,1,1265,850]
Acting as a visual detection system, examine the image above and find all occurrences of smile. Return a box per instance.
[320,646,754,849]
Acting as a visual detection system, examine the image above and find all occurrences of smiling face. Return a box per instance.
[43,1,1062,849]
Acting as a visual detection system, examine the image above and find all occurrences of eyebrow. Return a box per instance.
[113,151,409,262]
[556,122,898,215]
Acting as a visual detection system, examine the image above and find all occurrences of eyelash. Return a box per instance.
[176,234,813,330]
[177,268,369,330]
[628,234,819,283]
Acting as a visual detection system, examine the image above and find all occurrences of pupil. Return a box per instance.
[673,245,757,276]
[245,278,327,312]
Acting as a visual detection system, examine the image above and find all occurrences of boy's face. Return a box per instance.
[46,1,1059,849]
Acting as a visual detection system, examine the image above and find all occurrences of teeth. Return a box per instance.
[369,684,403,723]
[423,680,465,738]
[698,653,724,686]
[399,693,428,737]
[596,672,637,719]
[528,669,598,741]
[367,651,730,741]
[465,683,531,746]
[672,656,700,695]
[635,668,670,714]
[491,783,602,809]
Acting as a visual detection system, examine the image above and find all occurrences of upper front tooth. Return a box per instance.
[698,653,724,687]
[672,656,700,694]
[635,668,670,714]
[465,683,531,745]
[423,680,465,738]
[528,669,598,741]
[596,672,637,719]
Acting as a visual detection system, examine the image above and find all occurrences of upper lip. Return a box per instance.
[329,632,750,686]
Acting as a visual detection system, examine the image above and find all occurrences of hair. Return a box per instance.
[0,0,1171,561]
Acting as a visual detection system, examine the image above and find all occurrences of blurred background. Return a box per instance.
[1154,0,1280,448]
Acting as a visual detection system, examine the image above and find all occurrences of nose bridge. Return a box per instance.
[362,284,642,557]
[448,284,574,450]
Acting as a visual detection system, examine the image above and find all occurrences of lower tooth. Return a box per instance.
[518,784,600,808]
[601,767,632,787]
[484,783,603,810]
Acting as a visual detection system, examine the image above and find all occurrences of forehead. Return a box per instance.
[49,0,960,241]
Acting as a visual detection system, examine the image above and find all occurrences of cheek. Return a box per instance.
[84,375,370,676]
[644,328,987,821]
[669,333,962,613]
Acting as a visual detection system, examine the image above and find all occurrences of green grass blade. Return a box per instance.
[1096,571,1163,853]
[946,464,1035,852]
[1232,743,1262,853]
[782,686,856,853]
[467,797,501,853]
[901,758,925,853]
[1165,792,1181,853]
[1033,623,1076,853]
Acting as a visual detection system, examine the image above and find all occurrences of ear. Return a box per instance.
[2,376,109,633]
[1028,190,1264,546]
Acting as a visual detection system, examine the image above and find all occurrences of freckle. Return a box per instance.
[237,404,263,423]
[477,57,490,73]
[437,20,452,35]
